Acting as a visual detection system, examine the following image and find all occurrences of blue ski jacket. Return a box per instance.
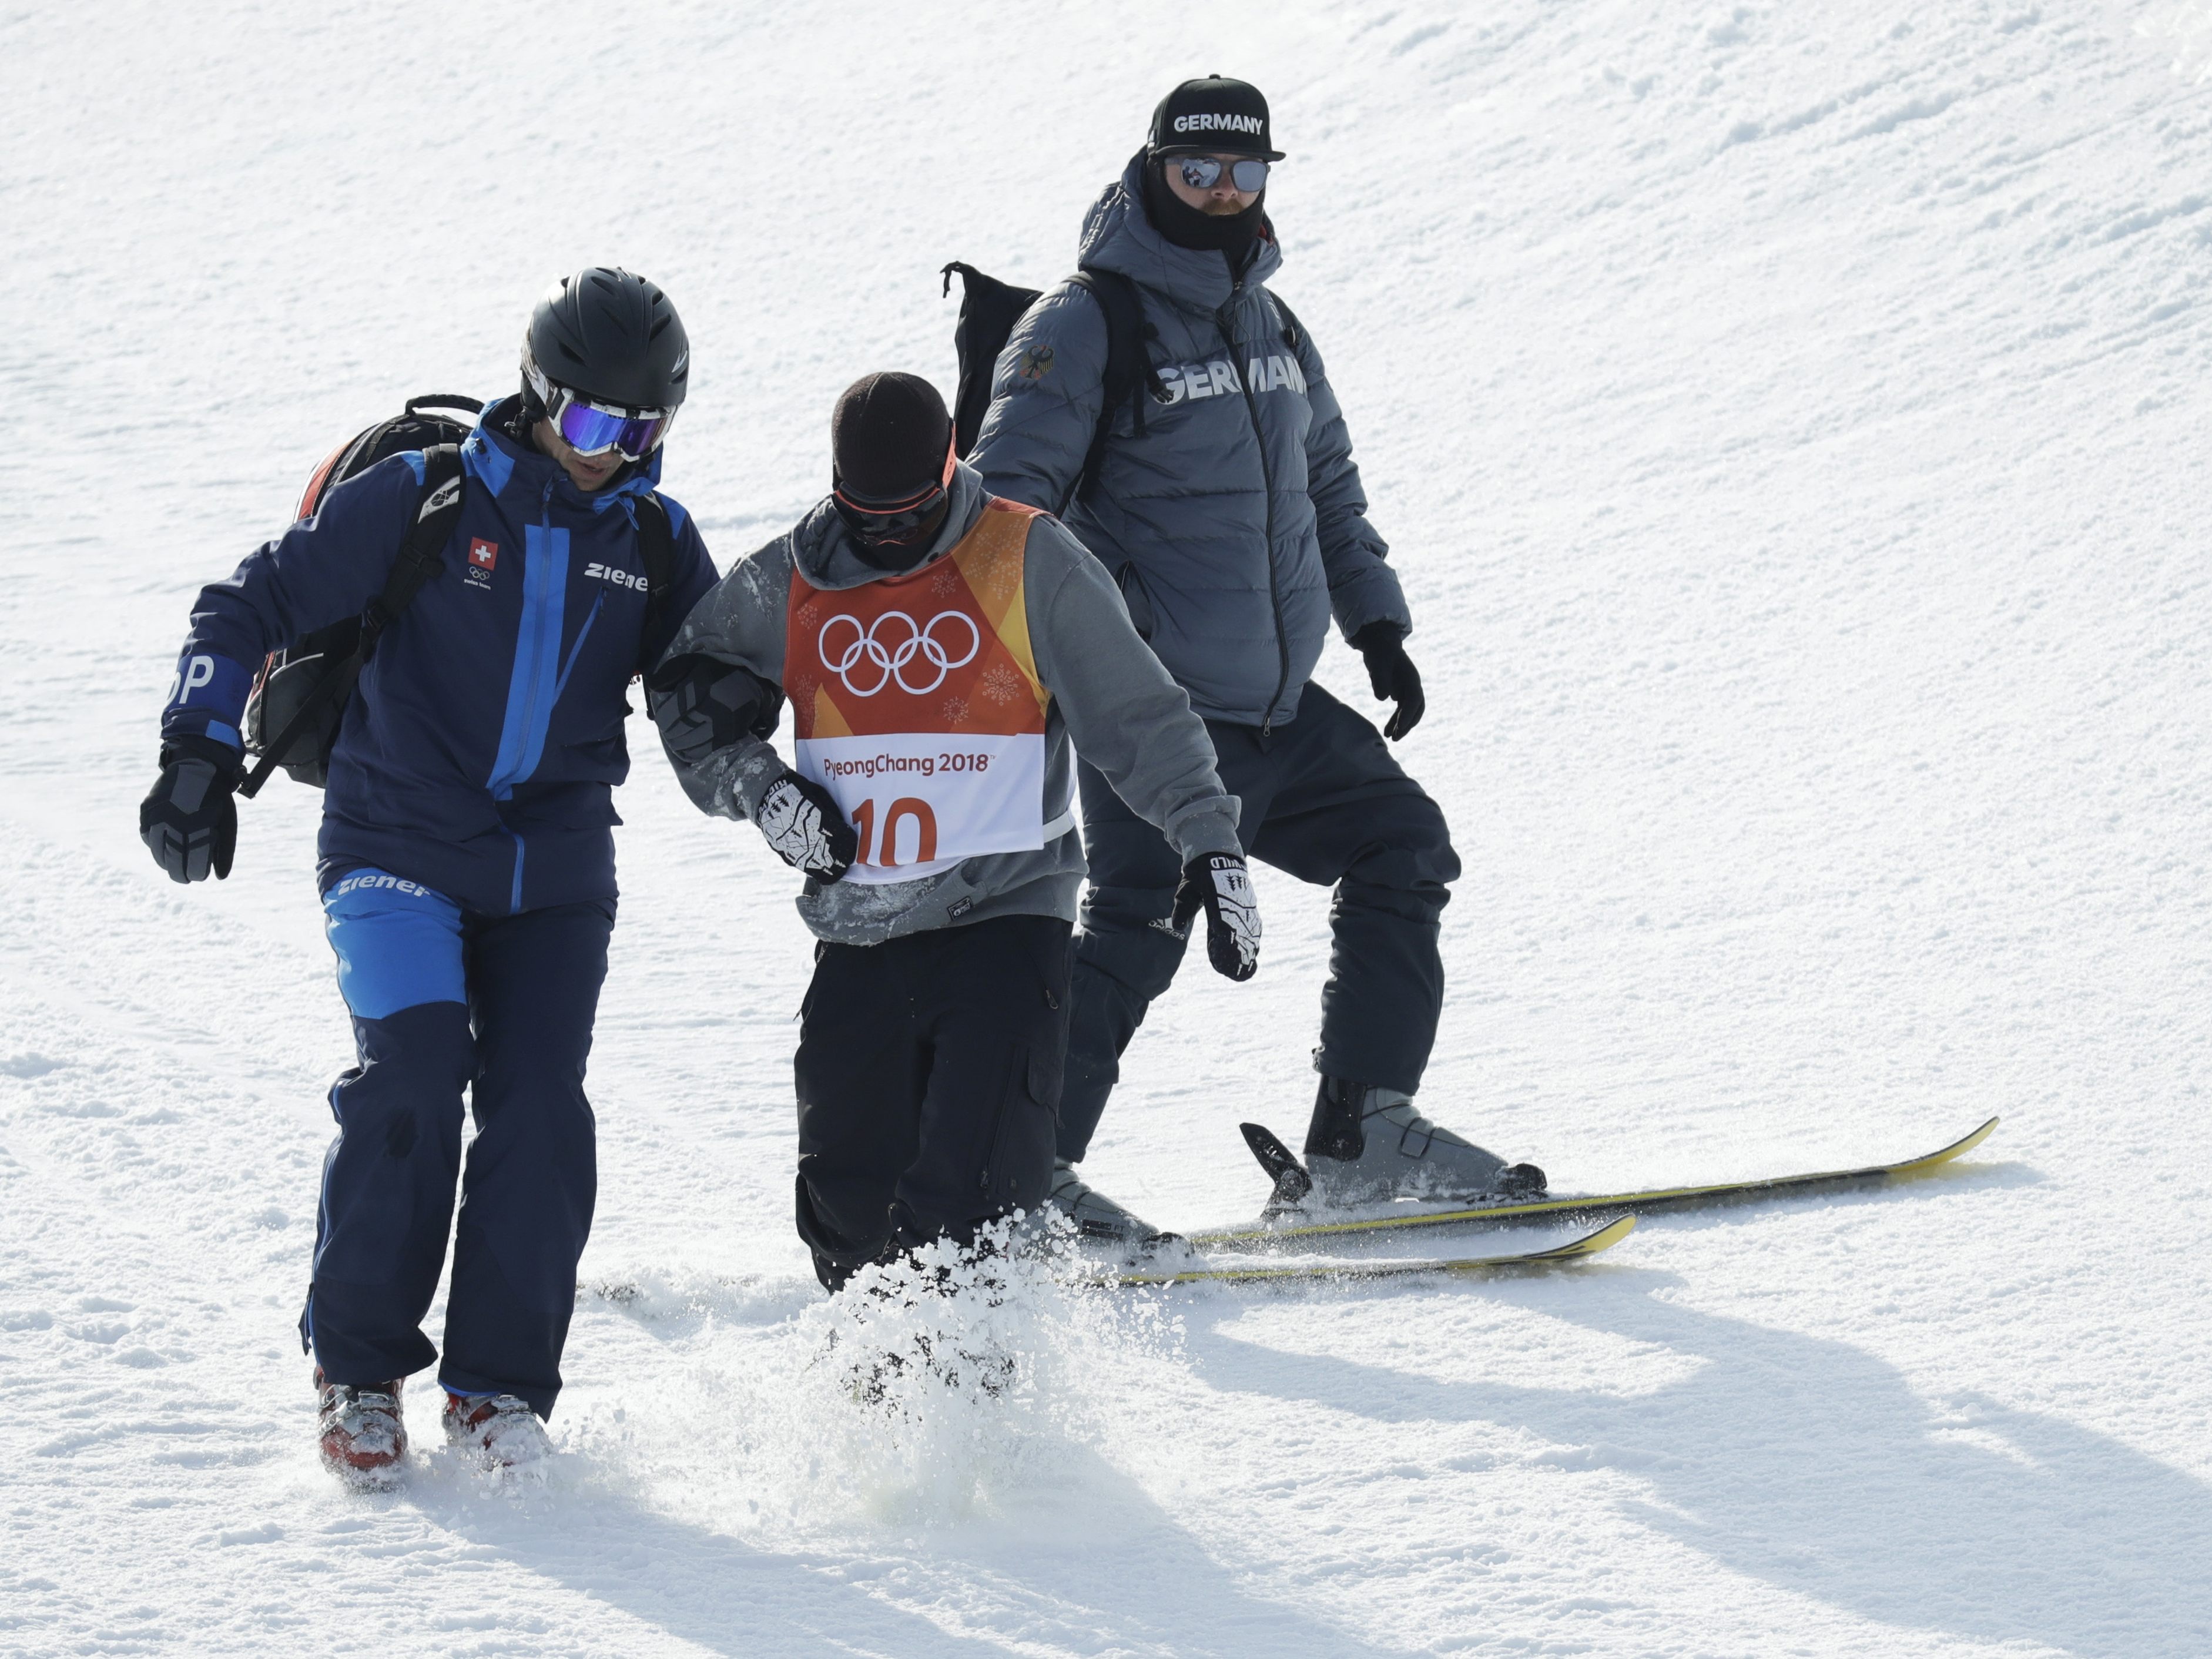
[159,396,718,916]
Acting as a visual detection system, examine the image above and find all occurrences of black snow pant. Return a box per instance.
[1058,682,1460,1165]
[793,913,1071,1292]
[303,871,612,1419]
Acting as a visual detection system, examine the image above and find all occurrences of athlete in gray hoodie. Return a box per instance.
[651,373,1257,1286]
[971,77,1544,1235]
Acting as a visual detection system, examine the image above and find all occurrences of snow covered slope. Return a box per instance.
[4,2,2209,1653]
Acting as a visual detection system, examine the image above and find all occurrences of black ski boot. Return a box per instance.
[1302,1077,1545,1208]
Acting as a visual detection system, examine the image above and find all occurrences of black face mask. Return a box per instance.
[1141,154,1267,257]
[837,494,950,571]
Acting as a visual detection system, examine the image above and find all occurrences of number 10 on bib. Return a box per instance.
[783,502,1070,886]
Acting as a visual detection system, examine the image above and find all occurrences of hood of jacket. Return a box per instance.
[787,462,992,592]
[1075,152,1285,317]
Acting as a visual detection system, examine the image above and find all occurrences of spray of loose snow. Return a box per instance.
[565,1221,1188,1537]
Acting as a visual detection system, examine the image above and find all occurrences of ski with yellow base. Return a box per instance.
[1193,1116,2000,1253]
[1115,1215,1637,1288]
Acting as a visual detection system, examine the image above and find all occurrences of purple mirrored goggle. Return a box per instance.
[525,357,676,460]
[546,387,675,461]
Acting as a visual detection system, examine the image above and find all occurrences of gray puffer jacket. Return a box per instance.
[655,463,1241,947]
[969,154,1410,730]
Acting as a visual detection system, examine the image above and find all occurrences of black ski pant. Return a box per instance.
[303,870,611,1418]
[1059,682,1459,1164]
[793,914,1071,1292]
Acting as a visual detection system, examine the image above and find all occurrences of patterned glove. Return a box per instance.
[1351,622,1425,740]
[139,738,241,884]
[646,653,783,766]
[1171,851,1262,982]
[756,771,858,883]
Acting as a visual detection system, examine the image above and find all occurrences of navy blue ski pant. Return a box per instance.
[1059,682,1459,1164]
[300,867,613,1417]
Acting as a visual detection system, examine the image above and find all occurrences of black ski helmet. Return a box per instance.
[522,267,689,413]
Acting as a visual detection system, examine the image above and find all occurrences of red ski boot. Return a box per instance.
[442,1391,552,1472]
[314,1369,407,1489]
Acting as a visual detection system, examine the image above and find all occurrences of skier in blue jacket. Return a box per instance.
[139,268,717,1487]
[971,79,1544,1238]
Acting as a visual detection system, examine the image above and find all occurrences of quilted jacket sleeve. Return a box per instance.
[968,280,1112,517]
[1291,313,1412,641]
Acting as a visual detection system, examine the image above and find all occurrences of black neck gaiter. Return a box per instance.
[1141,157,1266,259]
[840,497,951,573]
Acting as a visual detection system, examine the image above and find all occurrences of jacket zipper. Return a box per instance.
[1222,282,1291,737]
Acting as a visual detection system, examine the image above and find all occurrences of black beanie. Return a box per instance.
[832,372,951,508]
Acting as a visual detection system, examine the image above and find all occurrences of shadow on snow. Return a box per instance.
[1188,1262,2210,1657]
[406,1452,1399,1659]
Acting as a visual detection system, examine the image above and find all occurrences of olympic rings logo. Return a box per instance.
[817,610,981,697]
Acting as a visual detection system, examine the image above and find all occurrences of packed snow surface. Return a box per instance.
[5,2,2211,1654]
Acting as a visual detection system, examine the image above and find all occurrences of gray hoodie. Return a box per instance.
[969,154,1410,731]
[658,462,1242,946]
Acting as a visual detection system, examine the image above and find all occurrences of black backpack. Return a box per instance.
[941,261,1306,511]
[239,393,676,797]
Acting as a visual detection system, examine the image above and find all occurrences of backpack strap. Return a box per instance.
[360,445,464,658]
[240,446,464,798]
[634,491,676,672]
[404,393,484,422]
[1067,268,1161,510]
[1266,290,1304,352]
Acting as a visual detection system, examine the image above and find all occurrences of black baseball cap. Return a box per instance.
[1147,75,1284,161]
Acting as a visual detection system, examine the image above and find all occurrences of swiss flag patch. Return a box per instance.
[468,539,498,571]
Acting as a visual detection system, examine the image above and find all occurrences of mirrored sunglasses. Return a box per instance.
[1175,155,1269,193]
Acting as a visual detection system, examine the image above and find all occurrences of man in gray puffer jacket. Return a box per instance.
[971,76,1543,1236]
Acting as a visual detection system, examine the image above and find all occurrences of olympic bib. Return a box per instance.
[785,501,1068,885]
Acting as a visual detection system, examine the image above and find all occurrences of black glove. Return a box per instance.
[755,770,858,883]
[139,736,242,884]
[1351,622,1424,740]
[646,652,783,766]
[1171,851,1262,982]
